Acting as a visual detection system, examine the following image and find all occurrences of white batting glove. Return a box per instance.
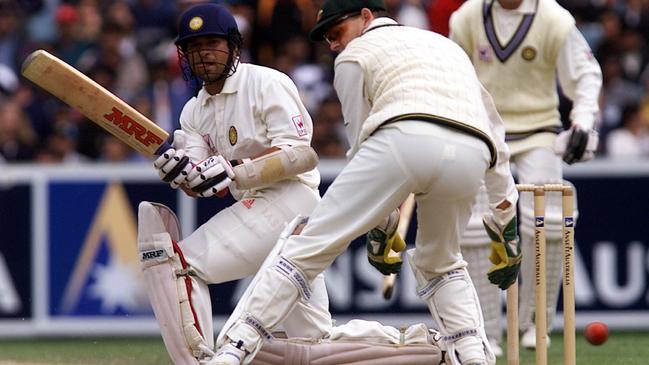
[153,130,192,189]
[186,155,236,197]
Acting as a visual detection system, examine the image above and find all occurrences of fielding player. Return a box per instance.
[210,1,521,364]
[137,4,333,364]
[450,0,602,351]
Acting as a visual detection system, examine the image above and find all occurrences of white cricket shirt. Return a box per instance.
[179,63,320,196]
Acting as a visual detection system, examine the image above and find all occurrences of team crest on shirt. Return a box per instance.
[292,115,307,136]
[228,126,238,145]
[477,44,492,62]
[521,46,537,61]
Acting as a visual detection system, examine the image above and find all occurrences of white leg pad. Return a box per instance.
[138,201,213,364]
[250,320,442,365]
[407,249,495,365]
[462,245,502,344]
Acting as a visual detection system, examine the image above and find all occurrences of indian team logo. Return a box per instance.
[521,46,537,61]
[189,16,204,31]
[228,126,238,145]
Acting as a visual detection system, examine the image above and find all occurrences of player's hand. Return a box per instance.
[553,125,599,165]
[366,209,407,275]
[482,214,521,290]
[186,155,236,197]
[153,130,192,189]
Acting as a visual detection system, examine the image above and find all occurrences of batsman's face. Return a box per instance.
[186,36,230,82]
[324,13,367,53]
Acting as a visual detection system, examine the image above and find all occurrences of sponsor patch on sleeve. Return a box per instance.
[292,115,307,136]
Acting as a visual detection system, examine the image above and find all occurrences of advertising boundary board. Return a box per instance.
[0,159,648,337]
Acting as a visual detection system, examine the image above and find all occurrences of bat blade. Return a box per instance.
[21,49,170,157]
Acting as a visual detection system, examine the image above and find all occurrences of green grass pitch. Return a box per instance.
[0,331,646,364]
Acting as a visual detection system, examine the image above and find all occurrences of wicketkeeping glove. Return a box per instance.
[553,125,599,165]
[482,214,522,290]
[366,209,407,275]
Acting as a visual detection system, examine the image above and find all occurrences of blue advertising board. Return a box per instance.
[0,162,648,336]
[0,184,32,320]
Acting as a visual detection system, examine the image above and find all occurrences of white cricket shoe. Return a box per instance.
[521,326,551,349]
[205,342,246,365]
[489,338,503,357]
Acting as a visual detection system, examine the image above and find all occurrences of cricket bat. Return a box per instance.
[382,193,416,300]
[21,49,172,157]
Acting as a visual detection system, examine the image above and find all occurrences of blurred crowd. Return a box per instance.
[1,0,648,164]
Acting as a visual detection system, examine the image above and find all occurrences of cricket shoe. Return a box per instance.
[489,338,503,357]
[204,342,246,365]
[521,326,551,349]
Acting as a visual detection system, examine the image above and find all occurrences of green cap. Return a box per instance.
[308,0,386,42]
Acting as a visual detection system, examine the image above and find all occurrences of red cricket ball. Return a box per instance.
[584,321,608,346]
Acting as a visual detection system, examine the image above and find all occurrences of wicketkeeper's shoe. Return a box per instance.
[205,342,246,365]
[521,326,551,349]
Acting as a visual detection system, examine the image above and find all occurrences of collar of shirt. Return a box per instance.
[197,62,243,106]
[492,0,536,15]
[362,17,398,35]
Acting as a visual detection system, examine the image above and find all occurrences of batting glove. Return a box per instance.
[153,130,192,189]
[366,209,407,275]
[482,214,522,290]
[186,155,236,197]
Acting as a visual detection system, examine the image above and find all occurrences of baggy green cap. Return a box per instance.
[308,0,386,42]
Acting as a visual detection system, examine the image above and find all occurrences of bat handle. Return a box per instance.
[153,139,174,156]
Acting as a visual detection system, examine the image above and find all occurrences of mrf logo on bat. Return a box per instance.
[103,107,164,147]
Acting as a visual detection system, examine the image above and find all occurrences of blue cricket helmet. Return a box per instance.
[175,3,243,93]
[175,4,241,48]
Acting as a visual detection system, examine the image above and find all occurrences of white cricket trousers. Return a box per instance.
[228,121,492,343]
[179,179,332,338]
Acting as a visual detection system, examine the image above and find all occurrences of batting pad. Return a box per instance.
[138,201,213,364]
[250,320,442,365]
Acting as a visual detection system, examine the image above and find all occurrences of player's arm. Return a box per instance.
[333,60,370,159]
[554,27,603,164]
[479,84,521,289]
